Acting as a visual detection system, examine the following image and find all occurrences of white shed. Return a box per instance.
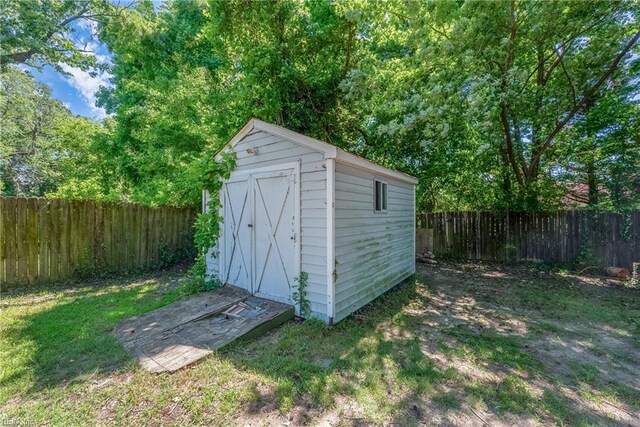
[205,119,417,323]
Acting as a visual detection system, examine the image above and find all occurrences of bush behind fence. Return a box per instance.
[0,197,197,288]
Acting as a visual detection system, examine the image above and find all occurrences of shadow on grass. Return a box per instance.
[220,264,640,425]
[4,262,639,425]
[218,276,471,425]
[1,278,180,400]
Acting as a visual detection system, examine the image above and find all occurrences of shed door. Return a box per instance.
[222,177,252,291]
[252,169,296,303]
[221,165,299,304]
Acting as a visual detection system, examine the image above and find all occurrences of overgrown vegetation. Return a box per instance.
[292,271,311,318]
[189,150,235,287]
[2,0,639,212]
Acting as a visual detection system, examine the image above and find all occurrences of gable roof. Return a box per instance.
[218,118,418,185]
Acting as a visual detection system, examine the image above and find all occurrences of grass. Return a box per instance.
[514,278,640,329]
[438,326,540,373]
[1,262,639,425]
[1,282,160,401]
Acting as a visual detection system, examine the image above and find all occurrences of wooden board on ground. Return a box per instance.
[113,286,294,373]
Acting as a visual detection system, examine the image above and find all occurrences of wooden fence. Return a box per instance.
[421,211,640,268]
[0,197,197,288]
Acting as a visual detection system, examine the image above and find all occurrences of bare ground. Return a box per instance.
[236,262,640,426]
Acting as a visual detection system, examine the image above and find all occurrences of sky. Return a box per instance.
[26,18,114,120]
[26,1,172,120]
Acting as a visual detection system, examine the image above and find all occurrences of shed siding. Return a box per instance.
[206,130,328,320]
[333,162,415,322]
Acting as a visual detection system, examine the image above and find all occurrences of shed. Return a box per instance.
[205,119,417,323]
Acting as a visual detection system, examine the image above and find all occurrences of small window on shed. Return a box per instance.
[374,180,387,212]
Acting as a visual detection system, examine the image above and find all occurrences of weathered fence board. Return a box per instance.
[0,197,197,288]
[421,211,640,268]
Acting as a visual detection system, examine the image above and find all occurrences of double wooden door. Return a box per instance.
[221,166,298,303]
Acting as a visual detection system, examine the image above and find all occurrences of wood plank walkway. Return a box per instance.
[113,286,294,373]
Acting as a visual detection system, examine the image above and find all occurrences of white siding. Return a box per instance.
[206,130,328,320]
[333,162,415,322]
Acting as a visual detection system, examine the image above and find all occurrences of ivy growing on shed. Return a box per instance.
[190,150,236,287]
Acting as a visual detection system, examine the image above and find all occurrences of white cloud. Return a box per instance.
[75,36,113,66]
[95,53,112,65]
[84,41,99,52]
[77,18,98,35]
[59,64,112,118]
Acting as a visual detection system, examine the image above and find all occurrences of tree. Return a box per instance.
[95,0,223,206]
[0,66,66,195]
[556,84,640,211]
[428,1,639,208]
[96,0,361,206]
[0,66,108,197]
[47,116,119,202]
[0,0,119,71]
[6,0,635,214]
[342,0,640,211]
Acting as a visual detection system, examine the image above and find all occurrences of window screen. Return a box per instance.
[375,180,387,212]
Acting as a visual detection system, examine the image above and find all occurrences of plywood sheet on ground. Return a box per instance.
[113,286,293,373]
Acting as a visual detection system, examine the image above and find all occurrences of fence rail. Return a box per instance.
[0,197,197,288]
[421,211,640,268]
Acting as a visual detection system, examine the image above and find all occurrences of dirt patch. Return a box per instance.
[415,262,640,426]
[233,262,639,426]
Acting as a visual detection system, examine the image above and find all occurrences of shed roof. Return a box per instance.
[219,119,418,185]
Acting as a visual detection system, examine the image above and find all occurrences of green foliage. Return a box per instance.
[189,150,236,285]
[342,0,640,211]
[0,67,115,198]
[621,213,634,241]
[93,0,363,207]
[1,66,65,195]
[174,274,220,298]
[292,271,311,318]
[3,0,640,214]
[577,235,599,267]
[504,243,519,262]
[630,263,639,289]
[0,0,114,71]
[556,82,640,212]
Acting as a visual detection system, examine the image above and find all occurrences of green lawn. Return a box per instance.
[1,263,639,426]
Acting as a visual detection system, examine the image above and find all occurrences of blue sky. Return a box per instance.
[23,1,173,120]
[26,18,114,120]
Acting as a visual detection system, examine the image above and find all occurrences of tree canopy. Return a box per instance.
[2,0,639,212]
[0,67,112,197]
[0,0,115,71]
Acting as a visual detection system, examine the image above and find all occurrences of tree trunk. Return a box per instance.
[587,161,598,206]
[500,148,512,201]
